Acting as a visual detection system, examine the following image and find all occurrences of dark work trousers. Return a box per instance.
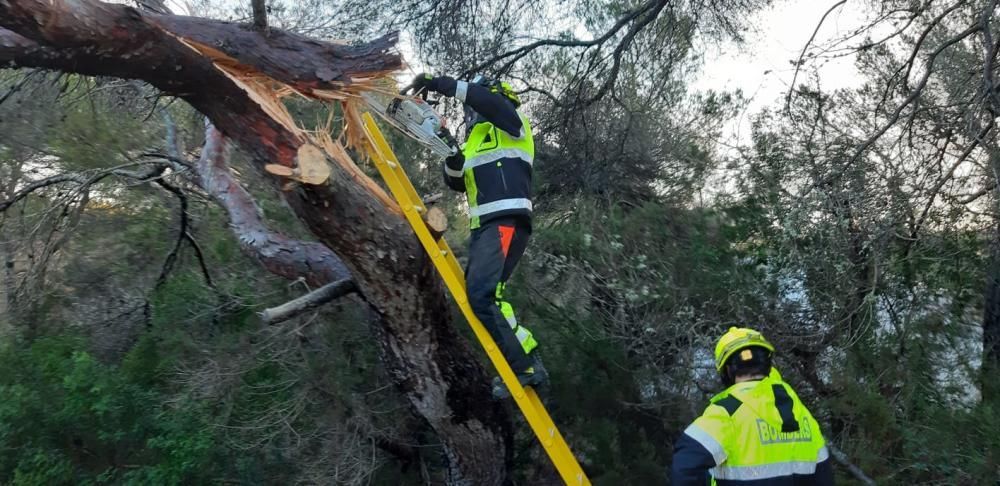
[465,217,534,373]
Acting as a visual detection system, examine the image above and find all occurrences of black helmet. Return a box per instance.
[469,74,521,107]
[463,74,521,133]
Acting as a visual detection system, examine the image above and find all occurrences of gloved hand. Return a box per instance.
[406,73,437,95]
[439,126,460,154]
[444,150,464,171]
[442,151,466,192]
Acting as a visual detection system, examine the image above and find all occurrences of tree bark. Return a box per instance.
[251,0,268,31]
[0,2,511,483]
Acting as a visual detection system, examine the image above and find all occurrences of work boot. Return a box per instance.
[492,358,549,399]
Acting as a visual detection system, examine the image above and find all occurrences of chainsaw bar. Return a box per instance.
[362,92,457,158]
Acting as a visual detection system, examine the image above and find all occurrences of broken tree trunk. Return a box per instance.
[0,1,512,483]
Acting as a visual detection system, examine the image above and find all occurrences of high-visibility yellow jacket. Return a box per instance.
[453,112,533,229]
[670,368,834,485]
[433,76,535,229]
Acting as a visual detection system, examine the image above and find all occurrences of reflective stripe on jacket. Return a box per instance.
[670,368,835,486]
[459,113,534,229]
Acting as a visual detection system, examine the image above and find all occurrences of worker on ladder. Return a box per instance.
[408,73,546,398]
[671,327,834,485]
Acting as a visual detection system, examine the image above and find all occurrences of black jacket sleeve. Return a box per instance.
[443,152,465,193]
[429,76,524,137]
[670,433,715,486]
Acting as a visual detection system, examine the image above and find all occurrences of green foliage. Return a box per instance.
[0,336,220,485]
[499,200,761,482]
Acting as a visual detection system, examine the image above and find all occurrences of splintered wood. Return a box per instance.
[170,35,397,188]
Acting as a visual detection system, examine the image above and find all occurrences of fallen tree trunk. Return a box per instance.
[0,1,511,483]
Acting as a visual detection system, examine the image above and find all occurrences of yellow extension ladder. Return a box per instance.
[362,113,591,486]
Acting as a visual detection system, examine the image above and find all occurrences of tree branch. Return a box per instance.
[259,279,356,324]
[980,0,1000,115]
[461,0,661,78]
[251,0,268,32]
[907,122,992,245]
[0,68,39,106]
[0,174,89,212]
[183,230,216,289]
[586,0,668,105]
[799,23,982,199]
[785,0,847,114]
[900,1,967,92]
[828,444,877,486]
[152,178,189,290]
[193,120,354,288]
[857,24,980,163]
[875,2,965,114]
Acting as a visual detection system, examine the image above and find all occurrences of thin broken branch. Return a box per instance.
[259,279,356,324]
[828,444,876,486]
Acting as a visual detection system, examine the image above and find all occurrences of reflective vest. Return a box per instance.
[683,368,829,484]
[459,113,534,229]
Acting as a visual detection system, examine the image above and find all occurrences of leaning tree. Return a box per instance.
[0,0,516,483]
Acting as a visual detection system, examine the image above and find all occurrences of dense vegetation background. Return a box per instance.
[1,0,999,484]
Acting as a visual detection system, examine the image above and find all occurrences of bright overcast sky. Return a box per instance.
[163,0,870,146]
[693,0,870,145]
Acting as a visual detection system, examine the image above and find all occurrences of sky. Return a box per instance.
[158,0,872,147]
[692,0,871,145]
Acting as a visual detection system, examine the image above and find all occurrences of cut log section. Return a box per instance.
[423,206,448,240]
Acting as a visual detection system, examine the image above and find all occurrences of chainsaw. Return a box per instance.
[363,85,459,158]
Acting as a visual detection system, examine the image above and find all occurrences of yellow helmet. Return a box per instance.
[714,326,775,371]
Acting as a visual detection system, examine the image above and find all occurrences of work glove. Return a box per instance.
[439,126,460,154]
[442,151,466,192]
[406,73,437,95]
[444,151,464,172]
